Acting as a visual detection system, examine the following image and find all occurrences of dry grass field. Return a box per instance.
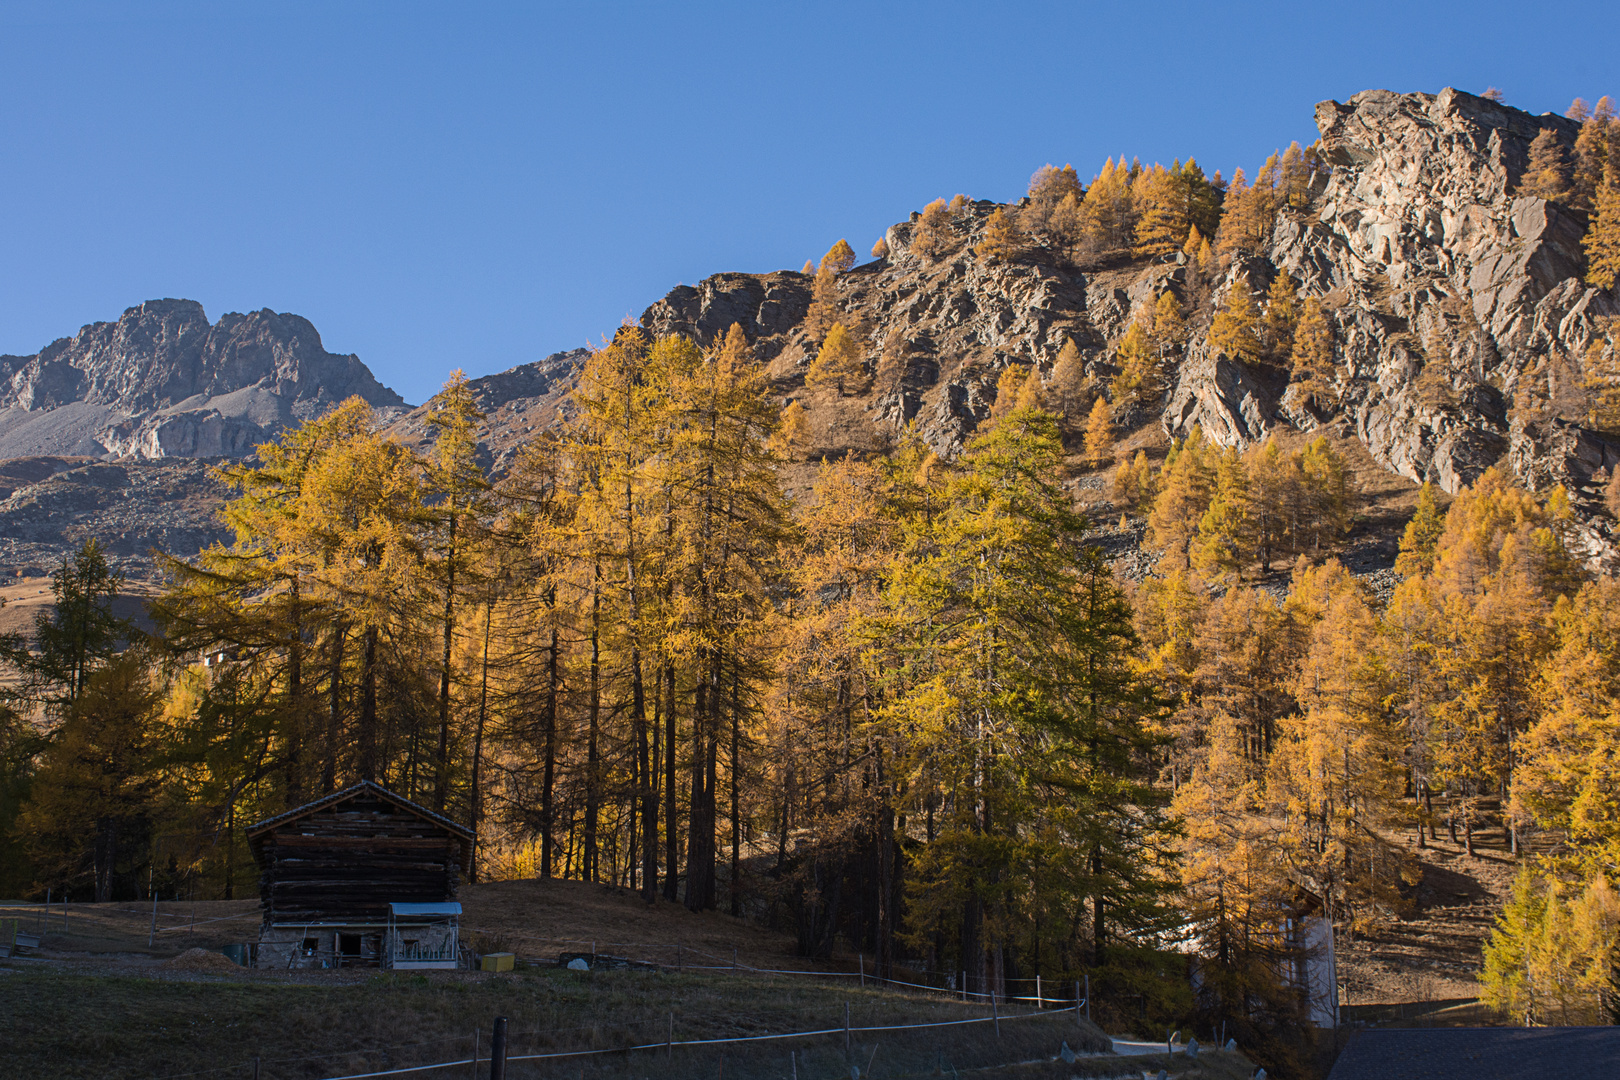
[0,879,1260,1080]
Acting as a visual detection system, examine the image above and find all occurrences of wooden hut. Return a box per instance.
[246,780,474,970]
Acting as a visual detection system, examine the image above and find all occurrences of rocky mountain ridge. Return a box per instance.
[0,298,406,461]
[4,86,1617,577]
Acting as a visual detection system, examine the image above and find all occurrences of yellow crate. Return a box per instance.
[480,952,515,972]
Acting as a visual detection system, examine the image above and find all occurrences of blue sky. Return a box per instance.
[1,1,1615,405]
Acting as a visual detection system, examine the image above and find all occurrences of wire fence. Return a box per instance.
[306,1002,1088,1080]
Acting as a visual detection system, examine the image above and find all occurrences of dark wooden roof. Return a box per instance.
[248,780,474,878]
[1328,1027,1620,1079]
[249,781,473,842]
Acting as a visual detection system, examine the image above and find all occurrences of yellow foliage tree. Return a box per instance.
[1209,283,1264,363]
[1082,395,1113,468]
[913,198,954,261]
[975,207,1023,262]
[1585,167,1620,290]
[806,323,867,395]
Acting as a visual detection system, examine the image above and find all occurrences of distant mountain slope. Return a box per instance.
[0,298,407,460]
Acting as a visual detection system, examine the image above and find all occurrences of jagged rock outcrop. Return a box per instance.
[385,348,589,475]
[0,299,407,460]
[1173,89,1618,505]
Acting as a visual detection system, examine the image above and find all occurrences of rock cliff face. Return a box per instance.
[638,88,1619,554]
[1173,87,1618,508]
[0,299,406,460]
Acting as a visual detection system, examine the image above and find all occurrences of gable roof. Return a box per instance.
[1328,1027,1620,1080]
[247,780,475,842]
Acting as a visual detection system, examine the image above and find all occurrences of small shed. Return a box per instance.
[246,780,474,970]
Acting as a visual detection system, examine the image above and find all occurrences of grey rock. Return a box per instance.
[0,299,405,461]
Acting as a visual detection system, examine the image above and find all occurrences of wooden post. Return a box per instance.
[252,1057,260,1079]
[677,943,683,971]
[960,971,966,1002]
[668,1012,674,1059]
[1075,981,1082,1027]
[791,1050,797,1080]
[489,1017,508,1080]
[1084,974,1090,1021]
[1036,974,1042,1007]
[732,946,737,971]
[471,1028,479,1078]
[844,1001,851,1059]
[992,995,1000,1039]
[859,952,865,988]
[148,894,158,948]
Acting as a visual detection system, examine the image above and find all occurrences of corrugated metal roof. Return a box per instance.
[389,902,462,916]
[1328,1027,1620,1079]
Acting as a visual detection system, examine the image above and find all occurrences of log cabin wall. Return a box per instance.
[250,785,469,925]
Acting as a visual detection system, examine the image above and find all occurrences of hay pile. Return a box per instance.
[161,947,244,974]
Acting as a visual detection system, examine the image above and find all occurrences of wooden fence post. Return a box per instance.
[1075,981,1082,1028]
[992,995,1000,1040]
[844,1001,851,1059]
[1036,974,1042,1007]
[859,952,865,988]
[252,1057,260,1079]
[489,1017,508,1080]
[668,1012,674,1059]
[1085,974,1090,1021]
[148,894,158,948]
[471,1028,479,1078]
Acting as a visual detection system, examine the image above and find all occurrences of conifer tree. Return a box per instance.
[821,239,857,274]
[1191,448,1251,584]
[1047,338,1088,420]
[948,193,970,214]
[871,236,890,259]
[1209,283,1264,363]
[1020,163,1084,239]
[1585,167,1620,290]
[1078,157,1136,258]
[1571,97,1615,210]
[1396,482,1446,578]
[1112,449,1157,511]
[873,327,908,395]
[806,323,867,395]
[805,265,840,337]
[1152,290,1186,349]
[975,207,1022,262]
[913,198,955,261]
[1522,128,1573,202]
[1289,297,1336,405]
[0,539,134,712]
[774,400,810,455]
[1083,395,1114,468]
[801,260,815,274]
[1261,275,1299,361]
[1134,159,1220,258]
[1014,367,1043,411]
[1216,167,1277,257]
[1278,141,1312,209]
[1147,428,1216,563]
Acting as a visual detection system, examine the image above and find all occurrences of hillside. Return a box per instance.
[3,86,1617,582]
[0,880,1259,1080]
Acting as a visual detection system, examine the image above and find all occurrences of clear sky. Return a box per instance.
[2,1,1615,405]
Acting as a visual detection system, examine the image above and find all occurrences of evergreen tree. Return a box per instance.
[805,265,840,337]
[1278,141,1313,209]
[1209,283,1264,364]
[1289,297,1336,406]
[871,236,890,260]
[1191,448,1251,584]
[1522,128,1573,202]
[1048,338,1089,421]
[0,539,134,713]
[806,322,867,395]
[1396,482,1446,578]
[975,207,1022,262]
[821,239,857,274]
[1216,167,1277,257]
[913,198,955,261]
[1083,395,1114,468]
[1261,275,1299,361]
[774,400,810,455]
[1586,167,1620,290]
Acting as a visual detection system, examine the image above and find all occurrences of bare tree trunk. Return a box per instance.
[541,612,558,878]
[469,600,493,883]
[585,561,602,882]
[663,662,680,900]
[729,662,741,918]
[435,512,456,812]
[359,625,379,783]
[324,623,346,793]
